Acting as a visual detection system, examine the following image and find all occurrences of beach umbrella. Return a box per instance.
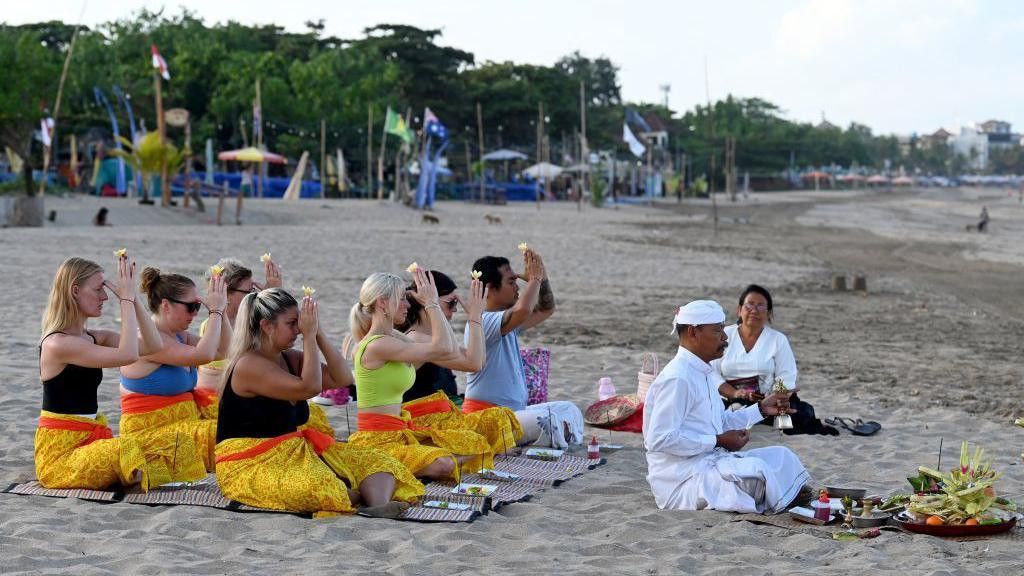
[866,175,889,184]
[892,176,914,186]
[482,149,529,162]
[217,147,287,164]
[522,162,564,179]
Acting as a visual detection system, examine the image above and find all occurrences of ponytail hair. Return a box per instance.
[349,272,406,342]
[140,266,195,313]
[220,287,298,388]
[41,257,103,339]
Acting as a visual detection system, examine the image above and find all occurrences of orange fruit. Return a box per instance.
[926,515,945,526]
[965,518,979,526]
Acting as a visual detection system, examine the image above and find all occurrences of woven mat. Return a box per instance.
[3,449,607,522]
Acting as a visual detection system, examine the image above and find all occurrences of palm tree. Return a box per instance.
[108,132,187,205]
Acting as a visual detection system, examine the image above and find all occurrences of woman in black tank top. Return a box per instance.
[214,288,421,516]
[35,254,166,490]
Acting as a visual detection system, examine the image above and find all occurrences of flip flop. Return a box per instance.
[825,417,881,436]
[850,418,881,436]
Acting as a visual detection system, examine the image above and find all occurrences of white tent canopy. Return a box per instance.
[522,162,564,179]
[563,163,591,173]
[482,149,529,161]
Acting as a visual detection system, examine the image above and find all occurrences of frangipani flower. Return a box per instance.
[260,252,272,263]
[518,242,529,252]
[301,285,316,297]
[210,265,224,276]
[406,262,420,274]
[470,270,483,280]
[114,248,127,258]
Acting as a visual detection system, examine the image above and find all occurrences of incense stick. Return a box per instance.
[936,437,943,471]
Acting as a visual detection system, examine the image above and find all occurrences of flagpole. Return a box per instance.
[536,102,543,211]
[155,70,169,206]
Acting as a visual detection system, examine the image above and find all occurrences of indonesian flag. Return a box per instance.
[151,44,170,81]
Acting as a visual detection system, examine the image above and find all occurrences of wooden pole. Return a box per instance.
[476,101,485,203]
[536,102,543,210]
[255,78,263,199]
[155,71,170,206]
[579,79,587,211]
[377,110,388,200]
[183,120,192,209]
[217,181,226,225]
[39,21,82,196]
[464,140,472,196]
[366,105,373,196]
[320,118,326,199]
[236,168,247,225]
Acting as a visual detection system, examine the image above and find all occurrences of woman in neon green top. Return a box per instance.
[196,256,282,393]
[346,268,492,480]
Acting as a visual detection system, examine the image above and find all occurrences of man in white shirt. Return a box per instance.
[643,300,810,513]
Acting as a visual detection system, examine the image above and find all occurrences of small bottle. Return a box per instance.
[588,436,601,460]
[597,377,616,401]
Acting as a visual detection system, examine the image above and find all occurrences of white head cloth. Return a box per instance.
[673,300,725,329]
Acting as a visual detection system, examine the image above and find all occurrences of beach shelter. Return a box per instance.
[892,175,914,186]
[522,162,564,179]
[866,174,889,186]
[802,170,831,190]
[217,147,288,223]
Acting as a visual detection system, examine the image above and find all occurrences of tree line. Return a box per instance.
[2,10,1017,195]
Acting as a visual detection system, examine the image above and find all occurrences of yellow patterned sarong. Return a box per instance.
[119,392,214,482]
[404,392,523,455]
[348,411,492,479]
[300,402,336,437]
[215,428,423,514]
[34,411,172,491]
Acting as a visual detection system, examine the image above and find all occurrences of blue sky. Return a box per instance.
[7,0,1023,135]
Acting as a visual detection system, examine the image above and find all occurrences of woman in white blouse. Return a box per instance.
[711,285,837,436]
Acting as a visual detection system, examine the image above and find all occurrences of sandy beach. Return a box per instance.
[2,188,1022,575]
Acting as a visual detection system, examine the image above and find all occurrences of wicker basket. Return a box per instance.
[636,352,660,403]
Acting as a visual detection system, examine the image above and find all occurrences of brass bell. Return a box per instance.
[774,414,794,430]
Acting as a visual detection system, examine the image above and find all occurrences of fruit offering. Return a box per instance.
[905,441,1017,525]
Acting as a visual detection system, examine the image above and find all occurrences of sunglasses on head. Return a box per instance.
[229,286,257,295]
[167,297,202,313]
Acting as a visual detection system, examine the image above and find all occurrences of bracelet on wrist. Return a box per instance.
[424,303,441,311]
[209,310,224,318]
[469,319,482,326]
[119,297,135,304]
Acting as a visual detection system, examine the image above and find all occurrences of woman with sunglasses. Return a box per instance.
[196,256,282,394]
[711,284,837,436]
[396,270,523,455]
[117,267,230,481]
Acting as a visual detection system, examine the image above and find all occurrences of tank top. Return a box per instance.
[216,353,303,442]
[354,334,415,409]
[120,334,198,395]
[39,331,101,415]
[403,362,458,403]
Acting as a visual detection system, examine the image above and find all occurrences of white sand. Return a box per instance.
[1,191,1022,575]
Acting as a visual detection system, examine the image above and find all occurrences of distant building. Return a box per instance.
[979,120,1011,135]
[978,120,1018,151]
[642,113,669,149]
[920,128,952,150]
[951,125,989,170]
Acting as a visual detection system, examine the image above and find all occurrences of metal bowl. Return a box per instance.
[825,486,867,500]
[852,512,891,528]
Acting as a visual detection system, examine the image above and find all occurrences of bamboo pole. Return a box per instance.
[217,181,226,225]
[579,79,587,211]
[705,57,717,235]
[476,102,485,203]
[39,21,82,196]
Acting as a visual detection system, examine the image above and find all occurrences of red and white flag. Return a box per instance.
[151,44,170,81]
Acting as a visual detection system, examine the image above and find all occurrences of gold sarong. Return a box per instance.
[404,392,523,455]
[215,428,423,515]
[119,392,215,482]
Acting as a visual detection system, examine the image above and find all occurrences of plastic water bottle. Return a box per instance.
[588,436,601,460]
[597,377,616,401]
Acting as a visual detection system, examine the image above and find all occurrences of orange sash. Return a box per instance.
[461,398,498,414]
[404,397,453,419]
[37,416,114,447]
[215,428,335,464]
[121,391,209,414]
[357,412,427,432]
